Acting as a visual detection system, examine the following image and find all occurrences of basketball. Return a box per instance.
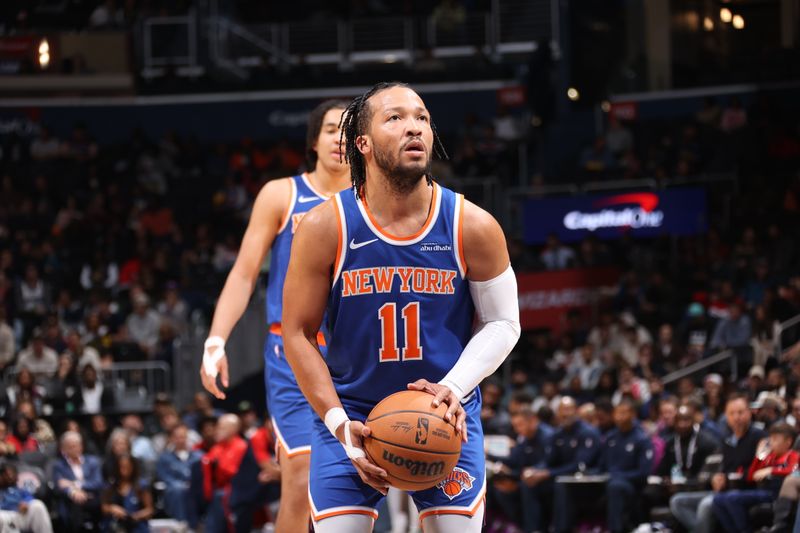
[364,390,462,491]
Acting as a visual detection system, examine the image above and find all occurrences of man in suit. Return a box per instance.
[52,431,104,532]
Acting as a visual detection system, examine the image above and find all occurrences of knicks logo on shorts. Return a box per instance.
[436,467,475,500]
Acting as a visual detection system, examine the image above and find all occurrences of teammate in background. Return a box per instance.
[282,82,520,532]
[199,100,351,532]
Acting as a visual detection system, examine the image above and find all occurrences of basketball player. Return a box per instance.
[282,82,521,532]
[199,100,351,532]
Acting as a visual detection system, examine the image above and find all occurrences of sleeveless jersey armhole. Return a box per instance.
[276,177,298,234]
[453,193,467,278]
[332,193,348,284]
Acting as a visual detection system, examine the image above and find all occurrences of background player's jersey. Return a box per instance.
[266,173,328,324]
[327,183,474,411]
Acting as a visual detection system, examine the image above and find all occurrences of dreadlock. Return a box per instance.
[339,81,449,193]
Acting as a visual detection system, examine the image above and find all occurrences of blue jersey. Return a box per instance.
[327,183,474,411]
[266,174,329,324]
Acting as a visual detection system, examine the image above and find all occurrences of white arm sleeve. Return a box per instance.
[438,265,521,400]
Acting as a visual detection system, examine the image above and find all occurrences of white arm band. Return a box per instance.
[439,265,521,400]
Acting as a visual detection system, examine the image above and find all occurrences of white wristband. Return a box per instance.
[324,407,349,437]
[203,336,226,377]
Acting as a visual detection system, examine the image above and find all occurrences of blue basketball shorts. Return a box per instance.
[308,393,486,523]
[264,331,326,457]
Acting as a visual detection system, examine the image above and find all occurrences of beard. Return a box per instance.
[373,142,431,195]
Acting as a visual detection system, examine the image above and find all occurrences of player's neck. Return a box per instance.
[307,167,350,197]
[363,172,431,221]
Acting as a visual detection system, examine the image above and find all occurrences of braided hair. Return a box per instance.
[339,81,448,193]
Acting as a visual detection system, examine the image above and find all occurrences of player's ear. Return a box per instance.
[356,134,370,155]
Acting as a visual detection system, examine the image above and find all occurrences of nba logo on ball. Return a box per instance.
[415,417,429,445]
[437,467,475,500]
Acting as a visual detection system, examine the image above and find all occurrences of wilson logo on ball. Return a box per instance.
[415,417,429,445]
[436,467,475,500]
[382,450,445,477]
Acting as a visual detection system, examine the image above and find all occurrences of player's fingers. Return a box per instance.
[220,357,229,388]
[361,425,371,438]
[431,387,450,409]
[456,408,468,442]
[407,379,429,391]
[355,457,388,479]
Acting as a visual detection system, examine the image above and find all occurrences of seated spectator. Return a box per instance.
[491,406,551,531]
[480,380,511,435]
[53,431,104,532]
[752,392,786,430]
[125,293,160,357]
[122,414,157,468]
[182,392,222,432]
[0,421,17,458]
[712,422,798,532]
[597,399,654,533]
[86,414,111,457]
[193,416,217,453]
[0,307,15,372]
[15,332,58,380]
[101,454,153,533]
[157,282,189,335]
[104,428,133,481]
[0,463,53,533]
[5,417,39,454]
[46,353,81,413]
[709,302,752,351]
[565,344,604,391]
[7,369,44,414]
[657,404,719,481]
[670,393,767,533]
[156,424,201,527]
[540,234,576,271]
[78,364,115,414]
[63,330,102,372]
[201,414,248,532]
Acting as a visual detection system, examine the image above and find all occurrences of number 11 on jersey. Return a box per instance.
[378,302,422,362]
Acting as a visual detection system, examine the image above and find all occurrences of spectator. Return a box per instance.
[0,307,14,371]
[596,399,654,533]
[86,414,111,457]
[5,417,39,454]
[540,234,576,271]
[16,400,55,447]
[46,353,81,413]
[14,265,51,338]
[7,369,44,413]
[193,416,217,453]
[78,364,114,414]
[712,422,798,532]
[125,293,160,357]
[0,463,53,533]
[156,282,189,335]
[15,331,59,379]
[565,344,604,391]
[0,421,17,457]
[480,380,511,435]
[657,404,719,480]
[104,428,133,482]
[605,118,633,158]
[182,392,221,432]
[709,303,752,350]
[121,414,157,467]
[156,424,201,527]
[53,431,104,532]
[201,414,248,532]
[670,393,767,533]
[101,454,153,532]
[63,329,102,371]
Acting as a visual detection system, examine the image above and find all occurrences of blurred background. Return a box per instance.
[0,0,799,531]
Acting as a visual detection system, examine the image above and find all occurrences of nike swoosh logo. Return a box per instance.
[298,195,320,203]
[349,238,378,250]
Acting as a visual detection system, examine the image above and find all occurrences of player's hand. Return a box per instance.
[337,420,390,495]
[407,379,467,442]
[200,338,229,399]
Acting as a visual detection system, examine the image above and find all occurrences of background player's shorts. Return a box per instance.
[308,393,486,523]
[264,331,325,457]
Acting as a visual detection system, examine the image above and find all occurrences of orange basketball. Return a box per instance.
[363,390,462,491]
